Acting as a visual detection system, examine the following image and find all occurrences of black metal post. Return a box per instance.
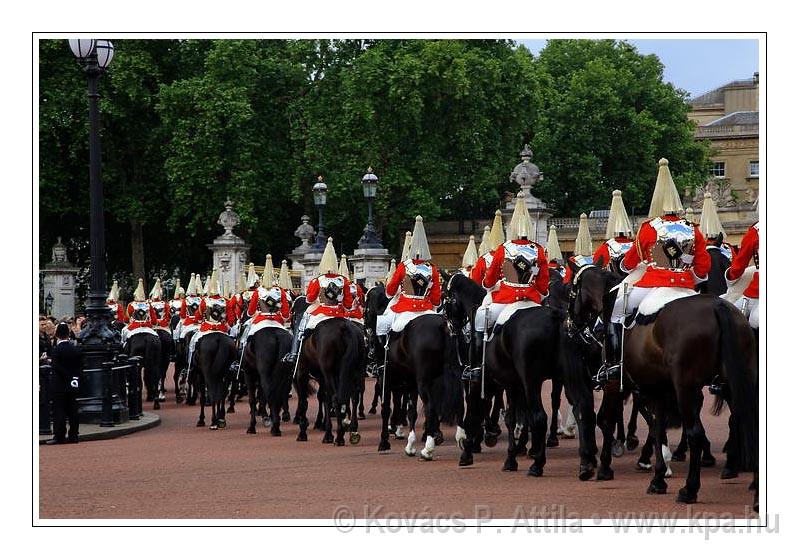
[100,360,115,427]
[39,364,53,436]
[75,51,126,423]
[358,196,383,249]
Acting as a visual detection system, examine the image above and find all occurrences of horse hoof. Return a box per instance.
[636,462,652,471]
[292,416,301,425]
[526,448,535,459]
[262,417,272,428]
[527,465,544,477]
[419,451,433,462]
[433,431,444,446]
[612,439,624,458]
[672,450,687,462]
[459,452,473,467]
[358,412,366,420]
[484,434,498,448]
[676,487,697,504]
[502,459,518,472]
[720,467,739,480]
[701,454,717,468]
[246,426,256,434]
[322,435,334,444]
[578,464,595,481]
[546,435,559,448]
[270,428,282,437]
[296,433,308,442]
[378,440,391,452]
[596,466,614,481]
[209,425,218,431]
[404,448,416,457]
[153,401,161,410]
[368,407,377,415]
[350,432,361,445]
[176,397,184,404]
[226,406,235,414]
[217,420,226,429]
[196,420,205,427]
[647,482,667,495]
[281,412,291,423]
[625,435,639,451]
[335,439,345,447]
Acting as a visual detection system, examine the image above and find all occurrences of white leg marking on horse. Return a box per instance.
[557,410,565,435]
[395,426,405,439]
[662,444,672,462]
[514,423,523,440]
[455,426,466,449]
[420,435,435,460]
[404,430,417,456]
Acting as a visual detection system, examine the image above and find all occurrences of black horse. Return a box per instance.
[125,331,163,410]
[242,325,293,436]
[572,264,758,506]
[290,297,366,446]
[194,331,237,429]
[442,272,597,479]
[363,285,463,460]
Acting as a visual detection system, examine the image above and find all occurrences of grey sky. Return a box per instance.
[520,39,759,99]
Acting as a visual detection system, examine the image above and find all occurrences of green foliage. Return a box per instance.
[39,38,710,288]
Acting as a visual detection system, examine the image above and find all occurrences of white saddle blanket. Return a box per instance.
[637,287,697,317]
[306,313,336,330]
[179,323,199,340]
[122,326,158,345]
[476,300,539,342]
[247,319,288,338]
[189,328,230,354]
[391,310,437,333]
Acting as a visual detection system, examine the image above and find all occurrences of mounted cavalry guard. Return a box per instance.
[465,192,549,379]
[378,216,442,338]
[460,235,479,276]
[169,279,185,325]
[149,278,171,331]
[470,210,505,285]
[725,204,759,331]
[339,255,365,322]
[278,260,294,305]
[283,237,353,363]
[177,273,203,343]
[700,191,738,261]
[594,158,711,387]
[247,258,291,327]
[106,280,126,323]
[562,213,594,285]
[122,279,157,344]
[188,269,231,368]
[546,224,565,276]
[593,189,635,271]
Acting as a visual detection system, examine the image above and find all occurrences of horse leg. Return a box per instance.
[197,381,206,427]
[378,377,392,452]
[547,380,561,447]
[635,402,656,469]
[369,378,380,415]
[321,387,334,444]
[295,375,309,442]
[673,429,688,462]
[391,390,405,439]
[597,390,619,480]
[418,387,437,461]
[349,394,361,445]
[526,380,548,477]
[502,395,518,472]
[404,390,419,457]
[646,401,668,495]
[721,412,740,479]
[314,388,325,431]
[458,381,480,466]
[625,394,640,450]
[334,397,346,446]
[676,388,704,503]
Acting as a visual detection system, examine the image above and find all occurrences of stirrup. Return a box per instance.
[708,376,727,396]
[281,352,297,364]
[462,366,482,382]
[592,363,620,390]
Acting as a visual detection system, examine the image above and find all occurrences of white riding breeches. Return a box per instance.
[474,293,506,334]
[736,297,759,330]
[610,286,651,324]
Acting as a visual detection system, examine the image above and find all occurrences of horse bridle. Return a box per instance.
[566,264,603,347]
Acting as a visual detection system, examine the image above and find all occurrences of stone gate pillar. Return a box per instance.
[41,237,79,319]
[504,144,552,245]
[207,199,249,292]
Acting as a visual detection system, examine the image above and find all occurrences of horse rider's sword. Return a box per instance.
[619,282,630,393]
[380,336,390,406]
[481,304,490,400]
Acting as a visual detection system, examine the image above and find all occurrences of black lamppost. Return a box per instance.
[358,166,383,249]
[312,176,328,250]
[68,39,125,422]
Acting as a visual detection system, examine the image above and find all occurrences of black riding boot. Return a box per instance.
[593,322,622,389]
[462,325,484,382]
[282,329,303,363]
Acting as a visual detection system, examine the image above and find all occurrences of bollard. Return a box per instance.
[128,356,143,420]
[100,360,115,427]
[39,364,53,435]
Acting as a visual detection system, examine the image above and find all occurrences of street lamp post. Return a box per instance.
[358,167,383,249]
[312,176,328,251]
[68,39,126,422]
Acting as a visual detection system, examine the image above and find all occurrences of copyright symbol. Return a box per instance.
[333,505,355,533]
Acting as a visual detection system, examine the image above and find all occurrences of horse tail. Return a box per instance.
[431,324,464,426]
[336,324,362,406]
[557,316,592,412]
[713,298,758,472]
[211,334,232,387]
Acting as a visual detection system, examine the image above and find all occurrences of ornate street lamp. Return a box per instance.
[68,39,124,422]
[312,176,328,250]
[358,166,383,249]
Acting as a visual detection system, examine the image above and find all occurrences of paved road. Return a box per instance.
[39,374,755,520]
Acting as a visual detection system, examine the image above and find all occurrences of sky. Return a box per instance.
[520,39,759,99]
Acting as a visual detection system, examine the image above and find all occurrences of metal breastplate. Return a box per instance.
[151,301,166,320]
[501,241,539,286]
[648,217,695,270]
[169,300,182,314]
[318,276,345,305]
[401,260,433,298]
[186,296,201,314]
[257,286,282,313]
[606,239,632,259]
[204,297,227,322]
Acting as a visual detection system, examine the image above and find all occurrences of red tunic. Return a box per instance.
[150,301,171,329]
[248,287,291,324]
[386,260,442,313]
[346,284,365,319]
[470,253,492,284]
[126,302,157,328]
[199,321,229,333]
[622,215,711,289]
[306,274,353,316]
[107,302,126,322]
[593,236,634,268]
[726,222,759,299]
[483,240,549,304]
[199,295,235,326]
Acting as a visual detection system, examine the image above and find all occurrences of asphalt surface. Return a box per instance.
[39,372,756,520]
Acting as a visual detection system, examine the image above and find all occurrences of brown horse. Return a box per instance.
[573,264,758,507]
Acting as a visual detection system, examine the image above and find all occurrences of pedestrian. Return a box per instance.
[45,323,82,445]
[39,315,52,359]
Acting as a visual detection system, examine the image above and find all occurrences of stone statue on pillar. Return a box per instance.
[207,199,249,292]
[505,144,552,245]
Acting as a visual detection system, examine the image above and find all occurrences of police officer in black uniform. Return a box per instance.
[45,323,82,445]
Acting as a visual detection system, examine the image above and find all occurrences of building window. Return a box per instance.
[711,161,726,178]
[750,160,759,177]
